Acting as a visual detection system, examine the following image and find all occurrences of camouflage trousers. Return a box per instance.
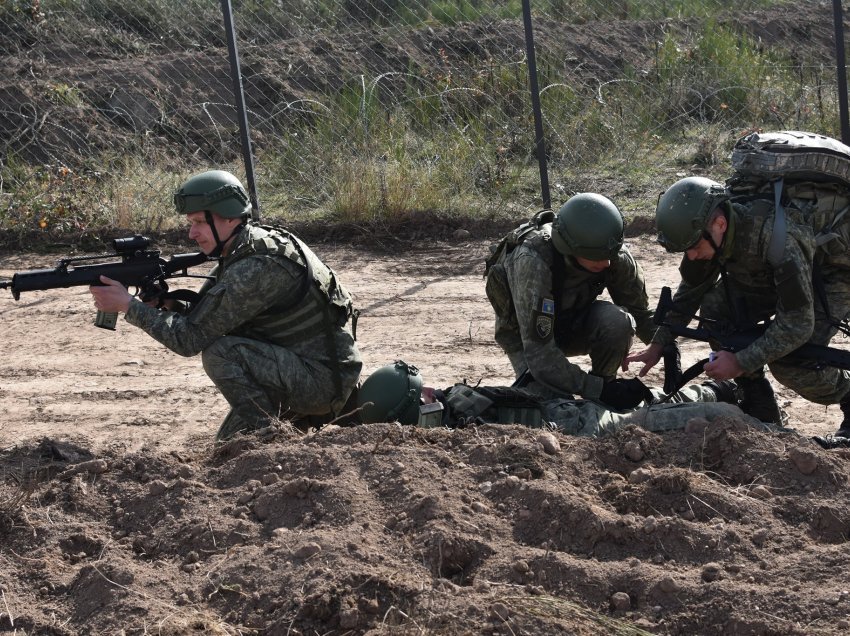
[508,300,636,383]
[701,283,850,405]
[545,383,764,436]
[202,335,358,441]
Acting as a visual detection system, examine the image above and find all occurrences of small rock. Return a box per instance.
[537,432,561,455]
[453,228,471,239]
[292,542,322,560]
[750,485,772,500]
[751,528,769,546]
[470,501,487,513]
[610,592,631,611]
[184,551,199,564]
[628,467,653,484]
[837,619,849,629]
[339,608,359,629]
[148,480,167,496]
[658,576,680,593]
[479,481,493,494]
[490,602,511,621]
[642,516,658,534]
[624,440,644,461]
[701,563,722,582]
[176,465,193,478]
[512,560,530,574]
[788,447,819,475]
[261,473,280,485]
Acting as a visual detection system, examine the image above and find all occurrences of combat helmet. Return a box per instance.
[357,360,423,425]
[656,177,728,252]
[550,193,624,260]
[173,170,250,219]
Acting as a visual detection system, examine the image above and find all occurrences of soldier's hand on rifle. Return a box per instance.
[704,350,743,381]
[89,276,132,313]
[622,342,664,376]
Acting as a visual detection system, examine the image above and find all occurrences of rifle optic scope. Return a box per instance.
[112,235,151,253]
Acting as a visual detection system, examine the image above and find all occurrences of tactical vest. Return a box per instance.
[485,212,609,345]
[223,224,355,348]
[442,384,545,427]
[484,210,564,332]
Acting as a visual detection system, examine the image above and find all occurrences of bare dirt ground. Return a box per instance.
[1,236,850,635]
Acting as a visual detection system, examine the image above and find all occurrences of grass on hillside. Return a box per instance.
[0,2,839,244]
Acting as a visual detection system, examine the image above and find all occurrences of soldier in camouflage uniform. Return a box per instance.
[356,360,757,437]
[89,170,362,440]
[625,176,850,441]
[485,193,658,411]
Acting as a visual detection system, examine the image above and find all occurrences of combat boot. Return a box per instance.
[736,375,783,424]
[835,393,850,439]
[701,379,739,405]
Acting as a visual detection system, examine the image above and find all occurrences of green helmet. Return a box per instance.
[550,193,624,260]
[173,170,250,219]
[357,360,423,425]
[655,177,728,252]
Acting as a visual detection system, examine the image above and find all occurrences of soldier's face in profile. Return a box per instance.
[685,212,727,261]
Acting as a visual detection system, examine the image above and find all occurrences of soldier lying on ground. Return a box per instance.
[354,360,781,437]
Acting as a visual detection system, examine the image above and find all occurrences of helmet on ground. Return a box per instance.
[550,193,624,260]
[655,177,727,252]
[173,170,250,219]
[357,360,423,425]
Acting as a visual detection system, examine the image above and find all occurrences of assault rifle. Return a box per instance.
[0,235,209,330]
[653,286,850,372]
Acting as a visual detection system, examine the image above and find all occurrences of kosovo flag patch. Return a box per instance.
[532,297,555,341]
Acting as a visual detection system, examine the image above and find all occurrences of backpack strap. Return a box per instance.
[767,178,787,267]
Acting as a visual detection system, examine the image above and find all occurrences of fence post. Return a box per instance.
[833,0,850,144]
[521,0,551,210]
[220,0,261,222]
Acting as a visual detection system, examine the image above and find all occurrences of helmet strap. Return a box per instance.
[204,210,245,259]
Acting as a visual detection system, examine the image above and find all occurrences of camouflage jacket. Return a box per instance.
[125,223,361,372]
[493,224,655,398]
[653,194,850,372]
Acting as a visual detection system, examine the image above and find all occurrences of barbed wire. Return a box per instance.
[0,0,845,233]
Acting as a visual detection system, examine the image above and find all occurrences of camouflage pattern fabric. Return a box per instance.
[653,196,850,405]
[443,382,767,436]
[545,383,761,436]
[487,224,655,400]
[125,224,362,440]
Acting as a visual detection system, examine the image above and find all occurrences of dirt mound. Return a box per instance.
[1,418,849,635]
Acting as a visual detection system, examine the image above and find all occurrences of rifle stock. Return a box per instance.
[1,235,209,329]
[654,286,850,372]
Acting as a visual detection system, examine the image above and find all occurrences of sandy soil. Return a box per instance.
[1,236,849,635]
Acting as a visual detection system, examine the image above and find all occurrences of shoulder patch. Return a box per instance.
[541,298,555,315]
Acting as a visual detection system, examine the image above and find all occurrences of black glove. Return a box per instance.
[598,378,652,411]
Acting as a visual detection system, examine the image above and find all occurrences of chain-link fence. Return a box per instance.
[0,0,845,240]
